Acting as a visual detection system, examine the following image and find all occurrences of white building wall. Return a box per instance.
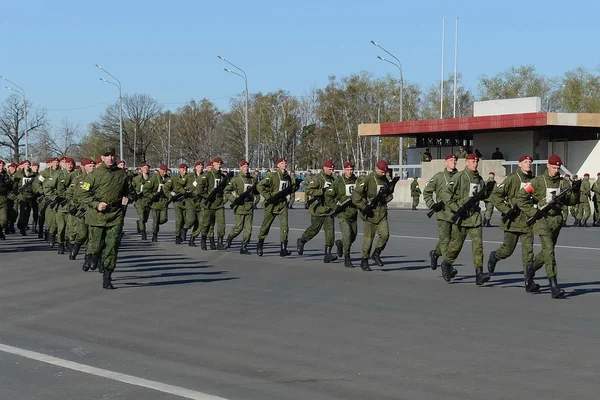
[550,139,600,176]
[474,97,542,116]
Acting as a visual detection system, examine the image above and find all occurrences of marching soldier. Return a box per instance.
[486,155,539,292]
[13,160,37,236]
[0,160,11,240]
[297,160,338,263]
[142,164,169,242]
[256,158,295,257]
[252,169,261,209]
[6,163,18,234]
[184,161,204,247]
[569,174,580,225]
[351,160,394,271]
[79,147,130,289]
[482,171,496,227]
[423,154,459,277]
[561,174,571,227]
[132,163,152,240]
[164,163,189,244]
[593,172,600,226]
[575,173,592,227]
[224,160,256,254]
[439,153,492,285]
[55,158,75,254]
[514,155,579,298]
[31,162,40,233]
[69,158,95,262]
[410,176,421,210]
[41,157,61,247]
[198,157,228,250]
[328,161,358,268]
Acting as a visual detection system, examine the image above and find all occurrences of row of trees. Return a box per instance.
[1,65,600,169]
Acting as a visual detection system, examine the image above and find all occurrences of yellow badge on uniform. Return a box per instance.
[81,182,91,191]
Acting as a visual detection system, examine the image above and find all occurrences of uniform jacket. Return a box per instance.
[351,171,393,224]
[328,174,358,220]
[224,173,255,215]
[410,179,422,197]
[257,169,292,215]
[143,173,169,210]
[423,168,457,223]
[441,167,490,228]
[164,173,188,209]
[79,163,129,227]
[306,172,335,217]
[197,169,226,210]
[488,169,533,233]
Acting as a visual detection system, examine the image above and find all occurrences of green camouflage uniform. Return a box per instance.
[164,173,188,239]
[328,174,358,257]
[198,169,227,242]
[410,178,421,209]
[576,176,591,225]
[593,177,600,226]
[257,169,292,241]
[132,173,151,235]
[224,172,255,245]
[423,168,458,259]
[483,176,496,222]
[13,169,37,233]
[300,172,336,246]
[184,171,205,239]
[0,169,12,235]
[41,167,62,240]
[142,173,169,235]
[55,169,74,246]
[69,168,90,245]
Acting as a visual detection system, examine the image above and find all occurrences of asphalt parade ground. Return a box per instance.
[1,207,600,399]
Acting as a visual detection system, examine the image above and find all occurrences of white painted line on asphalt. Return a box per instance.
[0,343,229,400]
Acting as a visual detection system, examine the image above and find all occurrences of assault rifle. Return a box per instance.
[166,192,188,206]
[230,182,257,209]
[149,187,164,205]
[362,176,399,217]
[264,178,303,206]
[330,198,352,217]
[501,203,520,223]
[50,196,69,210]
[451,180,496,223]
[427,201,444,218]
[526,181,579,226]
[8,177,35,200]
[306,194,324,207]
[204,172,234,206]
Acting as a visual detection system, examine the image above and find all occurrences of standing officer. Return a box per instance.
[165,163,189,244]
[482,171,496,227]
[297,160,338,263]
[514,155,579,298]
[0,160,11,240]
[198,157,228,250]
[257,158,294,257]
[423,154,459,275]
[224,160,255,254]
[143,164,169,242]
[576,173,591,227]
[351,160,394,272]
[132,163,152,240]
[410,176,421,210]
[13,160,37,235]
[439,153,492,285]
[329,161,358,268]
[79,147,130,289]
[593,172,600,226]
[184,161,204,247]
[486,155,539,292]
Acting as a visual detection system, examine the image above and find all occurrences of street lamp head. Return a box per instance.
[217,55,225,60]
[377,56,385,61]
[0,76,6,80]
[224,68,231,72]
[95,64,103,70]
[5,86,12,91]
[370,40,378,46]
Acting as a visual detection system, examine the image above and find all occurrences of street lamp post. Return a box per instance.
[95,64,124,162]
[371,40,404,169]
[1,76,28,160]
[218,56,249,162]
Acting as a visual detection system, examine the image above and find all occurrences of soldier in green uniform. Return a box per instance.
[423,154,459,276]
[142,164,169,242]
[410,176,421,210]
[257,158,294,257]
[224,160,255,254]
[66,161,85,250]
[439,153,492,285]
[132,163,152,240]
[297,160,338,263]
[198,157,228,250]
[79,147,130,289]
[569,174,580,225]
[41,157,62,247]
[0,160,11,240]
[30,162,40,234]
[482,172,496,227]
[6,163,18,234]
[252,170,261,209]
[69,158,95,262]
[487,155,539,292]
[561,174,571,227]
[351,160,394,272]
[455,146,468,159]
[55,158,75,254]
[593,172,600,226]
[164,163,189,244]
[32,158,54,239]
[304,170,314,209]
[328,161,358,268]
[575,173,592,227]
[514,155,579,298]
[184,161,204,247]
[13,160,37,235]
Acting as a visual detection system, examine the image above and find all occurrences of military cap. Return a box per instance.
[323,160,335,168]
[102,147,116,156]
[376,160,388,170]
[519,155,533,162]
[548,155,562,166]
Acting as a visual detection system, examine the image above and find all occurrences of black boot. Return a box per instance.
[89,255,99,271]
[189,236,197,247]
[57,243,65,254]
[280,241,291,257]
[200,235,207,250]
[152,233,158,242]
[182,229,188,242]
[429,250,439,270]
[323,246,338,263]
[524,264,540,293]
[360,258,372,271]
[98,259,105,274]
[49,234,56,248]
[549,276,565,298]
[573,219,580,227]
[344,254,355,268]
[8,222,15,234]
[69,243,81,260]
[66,240,71,252]
[19,228,26,236]
[441,260,453,282]
[217,237,225,250]
[240,242,251,255]
[141,231,147,241]
[485,219,492,228]
[38,229,44,239]
[581,219,589,227]
[209,237,216,250]
[475,267,490,286]
[44,230,49,242]
[103,268,115,289]
[82,254,91,272]
[296,238,306,255]
[487,251,500,273]
[482,218,487,227]
[371,248,384,266]
[175,235,181,244]
[257,238,264,256]
[225,235,233,249]
[335,240,343,258]
[0,228,5,241]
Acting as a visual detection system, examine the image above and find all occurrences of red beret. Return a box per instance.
[141,163,150,167]
[548,155,562,166]
[8,163,17,168]
[290,170,295,174]
[239,160,249,167]
[96,157,103,164]
[307,170,312,174]
[584,173,590,177]
[597,172,600,176]
[276,158,287,164]
[118,160,126,164]
[80,158,94,166]
[466,153,479,160]
[0,160,4,165]
[74,165,81,169]
[49,157,60,163]
[343,162,355,169]
[60,156,68,162]
[376,160,388,171]
[564,174,570,178]
[22,159,31,165]
[519,155,533,162]
[323,160,335,168]
[213,157,223,164]
[32,162,39,167]
[179,163,188,169]
[489,172,495,175]
[194,161,204,166]
[445,154,457,160]
[159,164,168,171]
[266,169,271,172]
[65,158,74,164]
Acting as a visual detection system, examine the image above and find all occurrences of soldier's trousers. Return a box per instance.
[151,208,168,234]
[185,206,201,236]
[562,206,569,223]
[570,205,579,219]
[444,225,483,268]
[200,208,226,238]
[339,217,358,255]
[38,204,46,232]
[0,198,7,229]
[434,220,458,258]
[31,199,38,229]
[17,199,34,230]
[576,201,591,221]
[229,213,253,244]
[56,211,68,244]
[258,209,289,241]
[412,196,419,208]
[173,206,186,237]
[8,199,17,226]
[46,207,57,235]
[88,224,122,270]
[136,203,150,233]
[301,215,335,246]
[533,229,561,278]
[494,231,534,270]
[361,218,389,258]
[73,215,89,245]
[67,214,78,244]
[485,203,494,220]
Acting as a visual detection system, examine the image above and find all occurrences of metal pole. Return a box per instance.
[441,16,445,119]
[168,114,171,167]
[218,56,249,161]
[133,126,137,167]
[453,17,459,118]
[1,77,28,160]
[96,65,123,161]
[245,79,249,162]
[376,105,381,162]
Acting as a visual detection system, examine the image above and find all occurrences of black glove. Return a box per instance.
[362,205,375,218]
[431,202,444,212]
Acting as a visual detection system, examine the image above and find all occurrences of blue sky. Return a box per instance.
[1,0,598,132]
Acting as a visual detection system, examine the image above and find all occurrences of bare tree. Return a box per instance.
[0,94,46,162]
